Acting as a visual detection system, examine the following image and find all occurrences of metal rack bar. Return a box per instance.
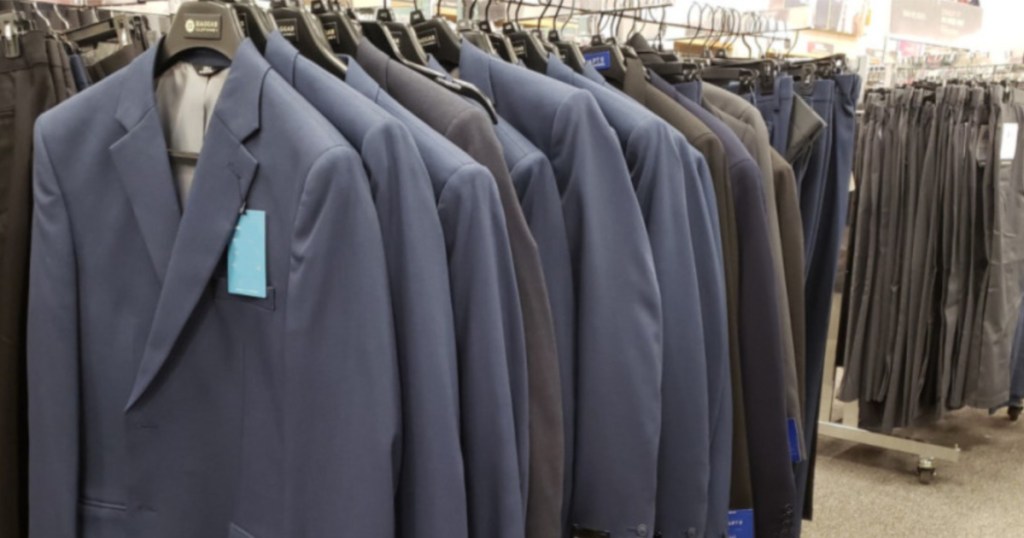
[817,325,960,481]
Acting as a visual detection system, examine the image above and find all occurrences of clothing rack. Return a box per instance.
[817,337,961,484]
[818,69,1024,481]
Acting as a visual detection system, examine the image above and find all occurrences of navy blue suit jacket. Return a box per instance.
[28,41,401,537]
[457,42,663,537]
[558,57,730,537]
[263,33,468,538]
[345,56,526,538]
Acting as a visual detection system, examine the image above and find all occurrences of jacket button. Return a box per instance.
[686,528,697,537]
[636,523,648,537]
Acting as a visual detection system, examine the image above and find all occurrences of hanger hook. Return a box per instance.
[537,0,551,35]
[561,0,574,35]
[728,8,743,49]
[788,26,800,57]
[721,8,735,50]
[626,0,637,40]
[656,5,666,51]
[551,0,565,34]
[688,2,705,48]
[708,6,725,56]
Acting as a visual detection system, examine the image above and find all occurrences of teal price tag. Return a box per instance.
[228,209,267,298]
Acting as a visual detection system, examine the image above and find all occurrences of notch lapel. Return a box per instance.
[110,47,182,284]
[125,40,266,410]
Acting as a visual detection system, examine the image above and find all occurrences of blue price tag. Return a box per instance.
[787,418,803,463]
[728,509,754,538]
[228,209,267,298]
[583,50,612,71]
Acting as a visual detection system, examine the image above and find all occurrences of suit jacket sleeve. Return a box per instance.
[284,146,401,536]
[438,165,526,538]
[27,125,81,537]
[361,123,469,537]
[627,123,710,536]
[553,96,663,534]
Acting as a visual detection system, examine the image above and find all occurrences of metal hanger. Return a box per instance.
[50,4,70,31]
[532,0,555,53]
[550,0,586,72]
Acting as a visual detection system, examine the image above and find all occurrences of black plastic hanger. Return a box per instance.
[501,0,548,72]
[359,5,407,62]
[548,0,585,72]
[410,1,461,69]
[65,12,148,48]
[157,0,245,74]
[0,7,33,59]
[376,5,428,64]
[581,31,627,83]
[476,0,515,62]
[309,0,361,54]
[269,0,347,79]
[221,0,272,52]
[457,0,495,56]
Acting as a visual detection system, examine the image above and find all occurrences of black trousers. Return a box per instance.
[0,29,74,538]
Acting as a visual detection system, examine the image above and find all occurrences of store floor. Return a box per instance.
[802,294,1024,537]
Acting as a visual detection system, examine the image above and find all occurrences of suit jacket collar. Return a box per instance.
[115,39,265,142]
[620,57,650,107]
[264,31,300,85]
[354,37,393,90]
[458,40,498,102]
[114,39,267,410]
[343,55,383,102]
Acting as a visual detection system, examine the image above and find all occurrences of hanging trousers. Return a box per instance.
[798,73,861,522]
[753,75,796,156]
[0,30,75,538]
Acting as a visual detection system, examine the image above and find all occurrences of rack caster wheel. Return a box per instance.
[1009,406,1022,422]
[917,457,936,484]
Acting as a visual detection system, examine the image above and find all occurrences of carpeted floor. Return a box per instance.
[802,408,1024,537]
[801,294,1024,537]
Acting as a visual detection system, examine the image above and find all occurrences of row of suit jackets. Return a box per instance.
[26,23,856,538]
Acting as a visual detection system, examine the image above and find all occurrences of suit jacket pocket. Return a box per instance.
[214,277,276,311]
[78,498,126,538]
[229,522,258,538]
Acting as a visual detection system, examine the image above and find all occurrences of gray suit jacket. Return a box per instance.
[28,40,401,537]
[263,33,469,538]
[702,85,805,455]
[458,42,663,537]
[424,53,569,538]
[345,56,527,537]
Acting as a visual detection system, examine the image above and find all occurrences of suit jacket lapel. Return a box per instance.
[110,47,181,284]
[126,41,266,410]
